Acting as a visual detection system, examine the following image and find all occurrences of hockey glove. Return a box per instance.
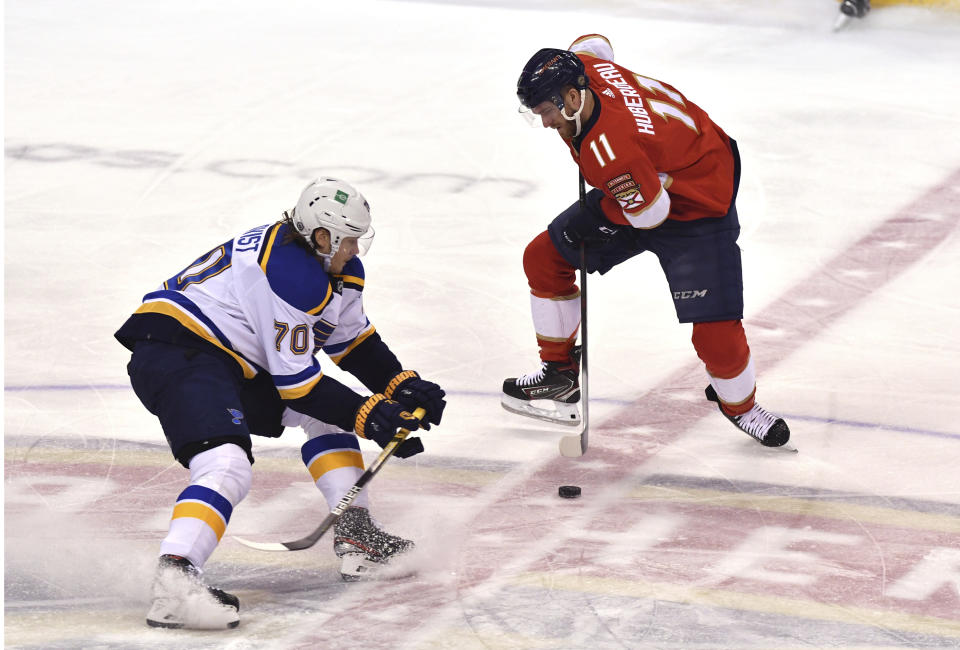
[384,370,446,429]
[354,394,424,458]
[560,188,622,249]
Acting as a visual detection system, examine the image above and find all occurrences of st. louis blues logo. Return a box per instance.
[227,408,244,425]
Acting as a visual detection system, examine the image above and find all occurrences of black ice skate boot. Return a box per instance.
[146,554,239,630]
[840,0,870,18]
[705,385,790,448]
[333,507,415,582]
[501,347,581,426]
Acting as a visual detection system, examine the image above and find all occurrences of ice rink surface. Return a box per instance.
[5,0,960,647]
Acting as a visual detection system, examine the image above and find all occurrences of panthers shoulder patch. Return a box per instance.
[606,173,644,212]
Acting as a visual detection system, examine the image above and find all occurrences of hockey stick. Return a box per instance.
[559,174,589,458]
[233,406,426,552]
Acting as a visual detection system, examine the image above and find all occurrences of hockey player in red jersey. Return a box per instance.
[502,34,790,448]
[116,177,446,629]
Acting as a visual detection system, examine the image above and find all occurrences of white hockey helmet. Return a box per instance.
[293,177,374,256]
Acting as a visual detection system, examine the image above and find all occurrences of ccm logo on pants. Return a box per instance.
[674,290,709,300]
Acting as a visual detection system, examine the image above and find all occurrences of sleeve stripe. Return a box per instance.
[273,359,323,386]
[622,186,671,229]
[338,274,364,290]
[312,319,336,349]
[313,319,336,336]
[276,370,325,400]
[327,325,377,364]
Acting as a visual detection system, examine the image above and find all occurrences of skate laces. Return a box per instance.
[516,363,548,386]
[735,404,780,439]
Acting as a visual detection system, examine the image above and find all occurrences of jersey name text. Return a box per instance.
[593,62,656,136]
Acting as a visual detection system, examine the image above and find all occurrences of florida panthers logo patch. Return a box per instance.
[615,188,645,212]
[606,173,644,211]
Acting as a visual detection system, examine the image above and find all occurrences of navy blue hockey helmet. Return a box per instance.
[517,48,588,111]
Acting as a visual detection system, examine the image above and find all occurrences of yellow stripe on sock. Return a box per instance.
[307,450,364,482]
[172,502,227,541]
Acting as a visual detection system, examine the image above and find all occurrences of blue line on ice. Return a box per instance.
[6,384,958,441]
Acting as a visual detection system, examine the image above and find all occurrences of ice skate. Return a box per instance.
[501,347,581,426]
[705,385,791,448]
[145,554,239,630]
[333,507,415,582]
[840,0,870,18]
[834,0,870,29]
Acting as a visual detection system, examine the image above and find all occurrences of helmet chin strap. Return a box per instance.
[561,89,586,138]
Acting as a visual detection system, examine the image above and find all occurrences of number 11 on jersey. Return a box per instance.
[588,133,616,168]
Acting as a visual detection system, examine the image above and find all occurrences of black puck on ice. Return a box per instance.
[558,485,581,499]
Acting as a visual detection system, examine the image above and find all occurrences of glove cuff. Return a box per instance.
[384,370,419,399]
[354,393,387,439]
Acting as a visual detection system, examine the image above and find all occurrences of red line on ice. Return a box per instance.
[283,169,960,645]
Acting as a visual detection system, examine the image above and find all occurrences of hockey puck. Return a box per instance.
[558,485,581,498]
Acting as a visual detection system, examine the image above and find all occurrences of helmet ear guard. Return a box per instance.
[293,178,374,257]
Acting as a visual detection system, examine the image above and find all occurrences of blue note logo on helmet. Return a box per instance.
[517,48,588,111]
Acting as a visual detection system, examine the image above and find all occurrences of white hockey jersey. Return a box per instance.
[116,221,377,415]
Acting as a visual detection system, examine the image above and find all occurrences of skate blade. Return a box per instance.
[146,617,239,630]
[501,395,580,427]
[832,12,852,31]
[769,443,799,453]
[749,435,798,453]
[146,598,239,630]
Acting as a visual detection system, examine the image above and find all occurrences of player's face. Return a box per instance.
[532,99,577,140]
[329,237,359,274]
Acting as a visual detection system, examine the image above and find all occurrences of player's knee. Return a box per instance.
[188,443,253,505]
[522,232,551,276]
[523,231,575,293]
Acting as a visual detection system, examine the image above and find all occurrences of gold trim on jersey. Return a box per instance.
[257,223,283,274]
[338,274,365,288]
[306,283,334,316]
[255,222,333,315]
[135,301,257,379]
[276,370,325,400]
[330,325,377,364]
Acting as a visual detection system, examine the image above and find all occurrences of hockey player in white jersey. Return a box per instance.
[115,177,446,630]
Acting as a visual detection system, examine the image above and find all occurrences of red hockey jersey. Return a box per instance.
[567,49,736,227]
